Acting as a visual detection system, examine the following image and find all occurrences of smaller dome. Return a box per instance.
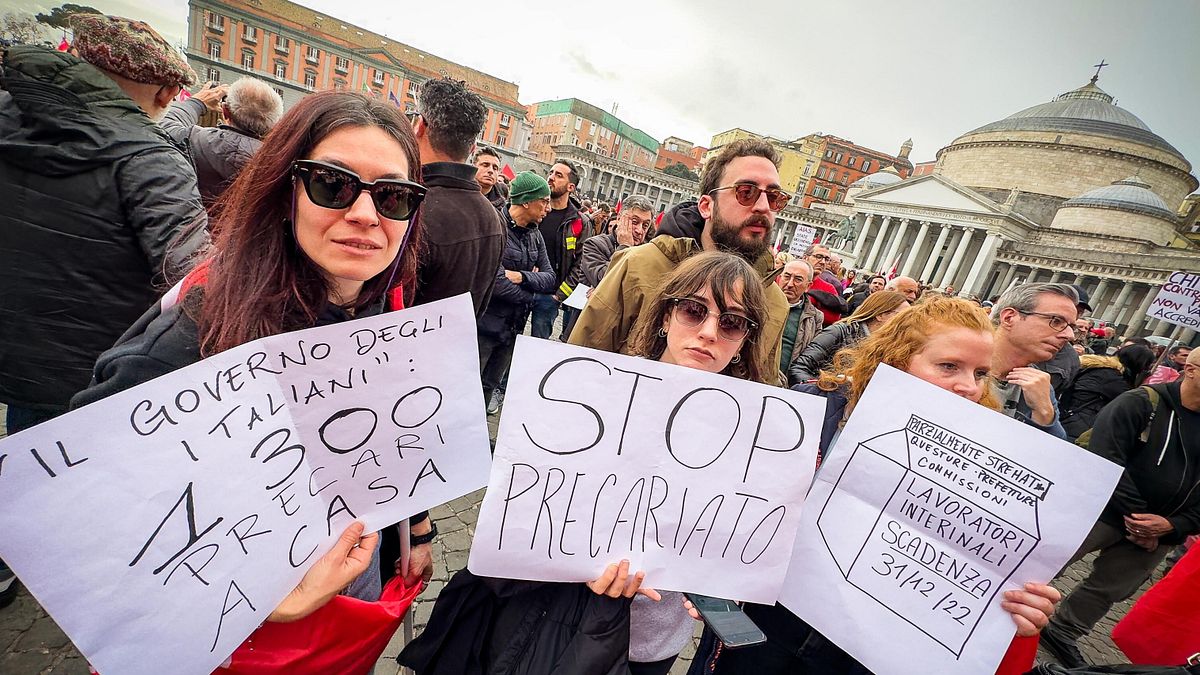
[851,168,903,190]
[1061,176,1176,221]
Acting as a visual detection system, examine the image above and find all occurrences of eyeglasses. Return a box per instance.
[667,297,757,341]
[810,253,831,262]
[708,184,791,212]
[292,160,425,221]
[1017,310,1072,332]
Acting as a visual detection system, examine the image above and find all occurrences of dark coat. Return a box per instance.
[788,321,870,384]
[539,196,594,298]
[1059,355,1130,440]
[160,97,261,208]
[1089,382,1200,544]
[479,209,556,341]
[397,569,633,675]
[412,162,505,318]
[0,46,208,412]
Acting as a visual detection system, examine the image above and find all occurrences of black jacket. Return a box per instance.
[788,321,870,384]
[0,46,208,412]
[159,97,261,208]
[538,197,594,297]
[412,162,505,318]
[1059,355,1131,440]
[479,208,556,341]
[397,569,632,675]
[1088,382,1200,544]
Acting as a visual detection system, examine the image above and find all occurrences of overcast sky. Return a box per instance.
[7,0,1199,174]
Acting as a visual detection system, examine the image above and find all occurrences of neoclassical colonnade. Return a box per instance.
[846,213,1004,298]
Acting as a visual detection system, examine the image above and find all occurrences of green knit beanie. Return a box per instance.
[509,171,551,205]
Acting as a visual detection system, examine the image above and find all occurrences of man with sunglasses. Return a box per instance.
[569,138,791,385]
[409,78,505,319]
[988,283,1080,438]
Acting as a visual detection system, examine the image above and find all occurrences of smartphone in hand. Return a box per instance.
[684,593,766,649]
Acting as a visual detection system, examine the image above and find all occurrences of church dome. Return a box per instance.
[1061,176,1177,221]
[964,81,1185,161]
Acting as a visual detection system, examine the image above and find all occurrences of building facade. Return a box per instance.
[840,74,1199,343]
[705,128,823,197]
[798,135,913,208]
[185,0,526,152]
[655,136,706,173]
[527,99,659,169]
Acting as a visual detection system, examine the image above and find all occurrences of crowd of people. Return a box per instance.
[0,12,1198,675]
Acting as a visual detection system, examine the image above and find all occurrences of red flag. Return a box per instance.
[614,199,622,214]
[500,163,516,181]
[176,87,192,102]
[57,38,70,52]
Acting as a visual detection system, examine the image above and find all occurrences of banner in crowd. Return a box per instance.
[1147,271,1200,330]
[782,365,1123,675]
[0,294,492,675]
[788,225,818,257]
[469,337,824,603]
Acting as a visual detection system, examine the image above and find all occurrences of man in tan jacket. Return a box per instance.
[568,138,791,385]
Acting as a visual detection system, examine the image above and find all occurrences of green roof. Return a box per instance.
[534,98,660,154]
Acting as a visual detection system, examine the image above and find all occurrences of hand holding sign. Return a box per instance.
[269,522,378,623]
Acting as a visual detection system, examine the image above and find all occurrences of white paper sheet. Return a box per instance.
[781,365,1123,675]
[563,283,591,310]
[1147,271,1200,330]
[0,294,492,675]
[469,336,824,603]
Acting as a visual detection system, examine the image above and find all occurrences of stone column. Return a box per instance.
[933,227,964,287]
[900,220,931,278]
[1091,278,1112,317]
[996,263,1020,296]
[864,216,893,272]
[939,228,976,293]
[1106,282,1135,325]
[881,218,912,276]
[1114,283,1144,327]
[919,223,951,284]
[1153,320,1174,337]
[1126,285,1160,333]
[1049,271,1064,284]
[851,214,875,263]
[962,232,1003,296]
[1180,327,1197,344]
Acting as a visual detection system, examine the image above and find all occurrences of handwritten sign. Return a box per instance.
[781,365,1122,675]
[0,294,491,675]
[1147,271,1200,330]
[469,337,823,603]
[788,225,818,257]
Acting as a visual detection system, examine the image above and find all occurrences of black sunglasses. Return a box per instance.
[292,160,425,221]
[667,297,757,341]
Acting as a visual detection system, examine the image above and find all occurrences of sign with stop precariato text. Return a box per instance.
[1147,271,1200,330]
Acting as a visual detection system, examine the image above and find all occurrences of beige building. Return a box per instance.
[706,129,820,197]
[842,74,1199,342]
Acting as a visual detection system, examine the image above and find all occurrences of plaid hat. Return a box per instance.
[70,14,197,87]
[508,171,550,205]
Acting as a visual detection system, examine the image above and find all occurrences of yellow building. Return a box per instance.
[705,128,824,196]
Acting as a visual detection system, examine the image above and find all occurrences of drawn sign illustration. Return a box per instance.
[470,336,825,604]
[0,294,492,675]
[781,365,1123,675]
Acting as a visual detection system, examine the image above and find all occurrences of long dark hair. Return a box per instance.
[195,92,422,356]
[1116,344,1156,388]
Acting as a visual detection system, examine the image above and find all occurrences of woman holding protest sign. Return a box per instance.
[399,251,770,675]
[71,91,434,670]
[689,296,1062,675]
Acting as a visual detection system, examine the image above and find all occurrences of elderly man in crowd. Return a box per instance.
[776,260,824,385]
[886,275,920,303]
[1041,348,1200,667]
[988,283,1078,438]
[572,195,653,290]
[160,76,282,207]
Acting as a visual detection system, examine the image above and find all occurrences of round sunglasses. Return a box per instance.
[292,160,426,221]
[708,183,791,212]
[667,297,757,341]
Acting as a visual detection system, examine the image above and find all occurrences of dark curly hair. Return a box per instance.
[418,77,488,161]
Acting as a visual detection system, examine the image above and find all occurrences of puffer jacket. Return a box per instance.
[160,97,261,207]
[788,320,870,384]
[0,46,208,412]
[567,200,790,386]
[478,207,556,341]
[1059,354,1131,440]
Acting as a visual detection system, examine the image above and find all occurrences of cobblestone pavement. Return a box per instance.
[0,395,1155,675]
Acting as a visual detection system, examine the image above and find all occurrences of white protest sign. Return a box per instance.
[0,294,491,675]
[1147,271,1200,330]
[469,336,823,603]
[781,365,1122,675]
[788,225,818,256]
[564,283,591,310]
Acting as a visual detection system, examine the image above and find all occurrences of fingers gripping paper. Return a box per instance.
[0,295,491,675]
[781,365,1123,675]
[469,337,824,603]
